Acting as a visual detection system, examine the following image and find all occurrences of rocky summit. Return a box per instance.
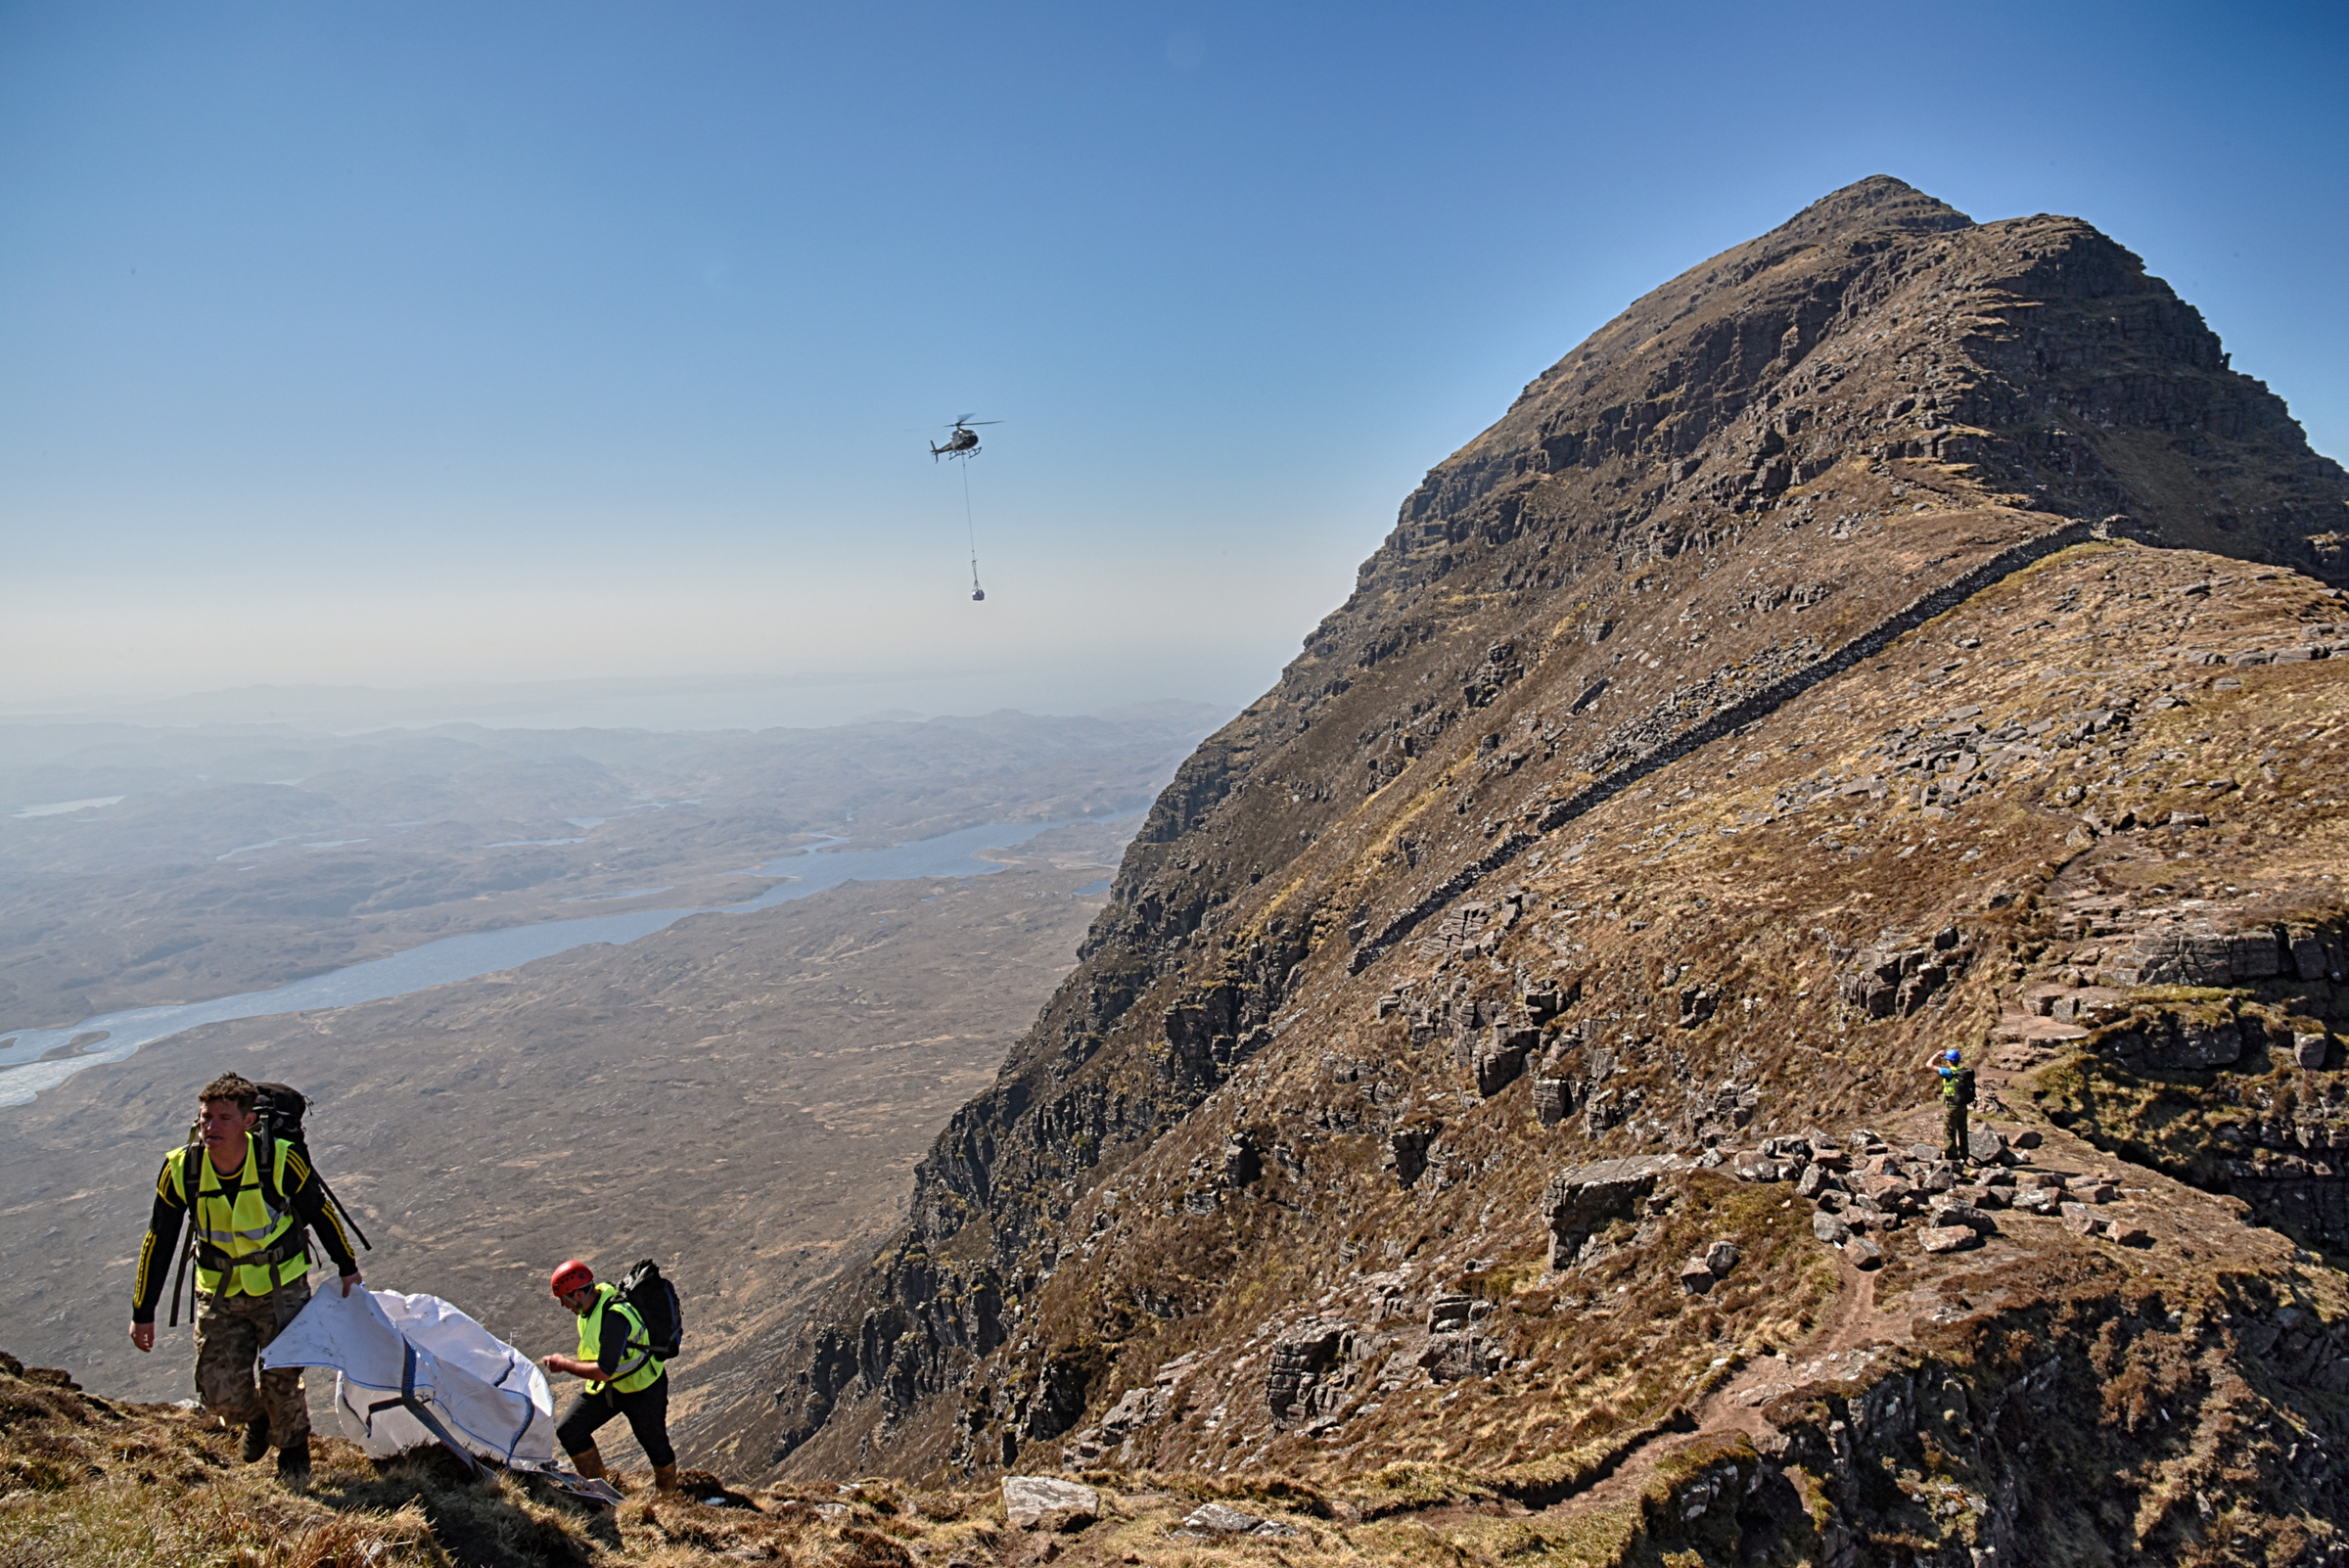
[714,177,2349,1563]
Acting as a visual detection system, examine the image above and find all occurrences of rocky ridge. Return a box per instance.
[716,178,2349,1565]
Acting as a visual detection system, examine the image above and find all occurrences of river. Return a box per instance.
[0,820,1070,1108]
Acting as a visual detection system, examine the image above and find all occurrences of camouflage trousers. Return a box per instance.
[195,1272,311,1449]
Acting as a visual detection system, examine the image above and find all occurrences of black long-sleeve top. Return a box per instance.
[131,1140,359,1323]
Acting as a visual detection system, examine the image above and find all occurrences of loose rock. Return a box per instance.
[1004,1476,1100,1532]
[1175,1502,1297,1540]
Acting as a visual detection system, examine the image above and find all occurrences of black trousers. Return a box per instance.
[555,1372,674,1468]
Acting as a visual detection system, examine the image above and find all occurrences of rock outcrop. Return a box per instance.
[709,177,2349,1565]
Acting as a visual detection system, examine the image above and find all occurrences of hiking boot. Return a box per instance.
[240,1417,272,1463]
[275,1435,311,1490]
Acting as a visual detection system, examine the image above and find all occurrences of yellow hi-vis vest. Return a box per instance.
[169,1133,307,1298]
[577,1281,662,1396]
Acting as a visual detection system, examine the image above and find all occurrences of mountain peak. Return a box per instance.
[741,177,2349,1566]
[1773,173,1974,243]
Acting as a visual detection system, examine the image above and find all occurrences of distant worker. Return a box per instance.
[1931,1047,1975,1163]
[542,1260,678,1493]
[128,1072,363,1490]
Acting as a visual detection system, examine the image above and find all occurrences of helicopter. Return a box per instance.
[929,414,999,461]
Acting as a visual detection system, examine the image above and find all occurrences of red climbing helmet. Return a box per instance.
[550,1259,594,1298]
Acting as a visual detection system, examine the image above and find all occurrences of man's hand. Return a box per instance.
[130,1321,155,1354]
[540,1353,594,1379]
[341,1271,364,1298]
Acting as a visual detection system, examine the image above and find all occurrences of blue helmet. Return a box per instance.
[1944,1049,1961,1064]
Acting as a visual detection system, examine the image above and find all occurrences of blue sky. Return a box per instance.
[4,2,2344,725]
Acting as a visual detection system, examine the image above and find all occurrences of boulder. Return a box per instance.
[1266,1319,1348,1420]
[1417,1332,1503,1383]
[1704,1239,1742,1274]
[1859,1174,1913,1206]
[1474,1026,1540,1097]
[1919,1224,1980,1254]
[1543,1154,1685,1268]
[1004,1476,1100,1532]
[1387,1124,1440,1189]
[1847,1234,1886,1269]
[2118,925,2236,987]
[1176,1502,1297,1540]
[1928,1202,1997,1235]
[1966,1127,2010,1165]
[1678,1257,1718,1295]
[1426,1296,1474,1332]
[1812,1211,1852,1245]
[2297,1033,2331,1070]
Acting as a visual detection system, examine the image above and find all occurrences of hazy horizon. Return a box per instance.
[0,671,1237,737]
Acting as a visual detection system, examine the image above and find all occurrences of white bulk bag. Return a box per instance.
[261,1286,557,1468]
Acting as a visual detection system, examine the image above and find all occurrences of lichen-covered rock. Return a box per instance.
[1003,1475,1099,1531]
[1175,1502,1296,1540]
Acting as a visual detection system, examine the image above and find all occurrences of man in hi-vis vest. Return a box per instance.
[541,1260,678,1492]
[128,1073,361,1488]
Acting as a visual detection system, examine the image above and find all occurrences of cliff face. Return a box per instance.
[714,178,2349,1563]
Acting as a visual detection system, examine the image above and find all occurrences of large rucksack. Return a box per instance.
[1955,1067,1977,1107]
[616,1259,683,1360]
[167,1081,371,1326]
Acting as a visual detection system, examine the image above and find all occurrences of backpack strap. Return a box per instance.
[605,1299,655,1383]
[166,1140,202,1329]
